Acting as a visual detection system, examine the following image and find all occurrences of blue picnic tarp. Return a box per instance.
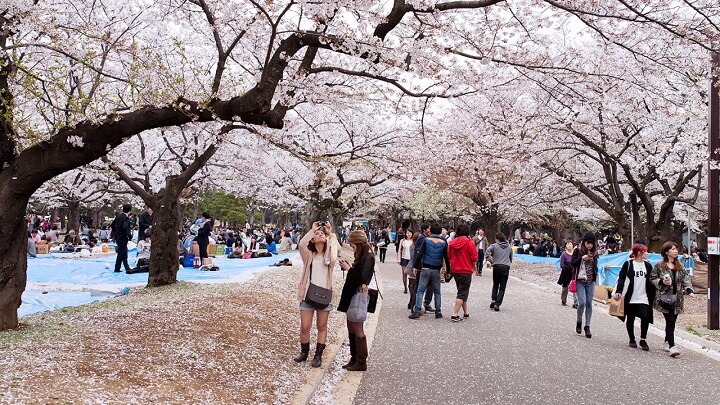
[22,252,298,317]
[515,251,692,288]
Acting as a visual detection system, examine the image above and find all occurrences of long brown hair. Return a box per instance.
[352,242,371,268]
[660,241,678,263]
[308,230,328,255]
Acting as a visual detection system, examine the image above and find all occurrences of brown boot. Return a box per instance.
[293,342,310,362]
[341,333,357,369]
[311,343,326,368]
[346,336,367,371]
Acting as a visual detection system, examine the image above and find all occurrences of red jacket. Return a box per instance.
[448,236,478,275]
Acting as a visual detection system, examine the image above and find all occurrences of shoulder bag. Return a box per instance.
[305,262,333,309]
[658,271,678,311]
[347,289,369,322]
[367,267,383,313]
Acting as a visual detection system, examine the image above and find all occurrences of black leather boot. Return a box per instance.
[342,334,357,369]
[584,326,592,339]
[311,343,326,368]
[293,342,310,362]
[576,322,582,334]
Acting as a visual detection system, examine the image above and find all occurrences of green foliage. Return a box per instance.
[197,189,248,225]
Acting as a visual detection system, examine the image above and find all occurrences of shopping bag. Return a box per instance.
[347,291,368,322]
[608,296,624,317]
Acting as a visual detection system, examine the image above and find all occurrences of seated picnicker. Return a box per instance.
[128,230,151,274]
[66,230,82,245]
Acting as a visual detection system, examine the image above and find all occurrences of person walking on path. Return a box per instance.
[111,204,132,273]
[572,232,598,338]
[397,229,413,294]
[377,230,391,264]
[650,241,695,357]
[405,232,419,311]
[414,223,434,313]
[613,243,655,351]
[485,232,513,312]
[337,230,375,371]
[557,240,577,307]
[473,229,488,276]
[448,224,478,322]
[409,224,451,319]
[294,222,338,368]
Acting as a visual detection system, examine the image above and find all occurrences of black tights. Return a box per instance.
[347,320,365,338]
[663,312,679,347]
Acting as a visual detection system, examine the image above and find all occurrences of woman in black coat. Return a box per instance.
[195,212,213,260]
[338,230,375,372]
[613,244,655,351]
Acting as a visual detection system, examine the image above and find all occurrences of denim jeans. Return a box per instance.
[414,268,441,313]
[576,280,595,326]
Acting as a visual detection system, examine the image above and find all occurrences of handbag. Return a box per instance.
[658,272,678,310]
[347,290,369,322]
[367,266,383,313]
[569,267,577,293]
[377,241,386,247]
[305,262,333,309]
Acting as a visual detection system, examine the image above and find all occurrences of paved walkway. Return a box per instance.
[354,249,720,404]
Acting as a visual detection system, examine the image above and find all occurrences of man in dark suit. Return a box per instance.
[138,207,153,243]
[111,204,132,273]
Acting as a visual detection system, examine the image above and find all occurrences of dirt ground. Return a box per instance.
[511,260,720,343]
[0,265,346,404]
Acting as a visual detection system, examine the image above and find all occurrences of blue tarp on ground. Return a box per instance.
[22,252,297,317]
[515,251,690,287]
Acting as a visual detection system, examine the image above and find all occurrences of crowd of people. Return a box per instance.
[293,222,699,374]
[25,205,304,272]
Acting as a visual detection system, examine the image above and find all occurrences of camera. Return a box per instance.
[319,221,326,227]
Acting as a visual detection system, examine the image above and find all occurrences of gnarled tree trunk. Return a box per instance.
[0,188,30,330]
[147,183,182,287]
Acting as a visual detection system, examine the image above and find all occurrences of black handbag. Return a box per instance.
[305,262,332,309]
[658,271,678,311]
[367,267,383,313]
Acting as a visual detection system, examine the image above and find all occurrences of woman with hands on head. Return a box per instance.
[294,221,338,368]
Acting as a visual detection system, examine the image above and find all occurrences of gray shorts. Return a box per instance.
[299,300,333,312]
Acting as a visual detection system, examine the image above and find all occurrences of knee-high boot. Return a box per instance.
[293,342,310,362]
[346,336,367,371]
[342,333,357,369]
[311,343,326,368]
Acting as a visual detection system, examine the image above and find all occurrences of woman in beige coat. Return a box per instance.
[293,222,338,368]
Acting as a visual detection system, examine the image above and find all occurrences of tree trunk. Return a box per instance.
[481,205,501,243]
[0,189,30,330]
[66,200,80,233]
[147,182,183,287]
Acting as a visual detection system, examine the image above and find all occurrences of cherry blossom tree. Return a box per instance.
[0,0,716,333]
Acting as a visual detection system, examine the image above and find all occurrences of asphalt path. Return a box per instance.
[354,249,720,404]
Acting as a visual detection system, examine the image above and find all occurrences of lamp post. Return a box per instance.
[708,52,720,330]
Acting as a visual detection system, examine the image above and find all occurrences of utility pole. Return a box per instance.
[709,52,720,330]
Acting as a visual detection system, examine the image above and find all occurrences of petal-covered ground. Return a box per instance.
[1,264,346,404]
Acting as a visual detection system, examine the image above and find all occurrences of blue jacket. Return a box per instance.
[413,234,451,271]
